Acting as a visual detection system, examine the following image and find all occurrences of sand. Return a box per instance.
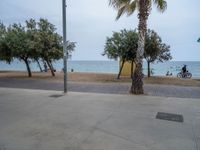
[0,71,200,87]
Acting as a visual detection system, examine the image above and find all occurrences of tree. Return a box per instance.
[0,19,76,77]
[27,18,75,74]
[36,18,58,76]
[26,19,43,72]
[36,19,76,76]
[144,29,172,77]
[6,24,33,77]
[103,29,172,79]
[0,22,12,63]
[198,38,200,43]
[109,0,167,94]
[103,29,138,79]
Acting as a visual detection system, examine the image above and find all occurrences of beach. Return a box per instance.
[1,60,200,77]
[0,71,200,87]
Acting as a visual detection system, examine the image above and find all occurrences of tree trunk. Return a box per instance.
[35,59,43,72]
[147,61,150,77]
[130,62,144,94]
[117,59,125,79]
[131,60,134,78]
[130,0,149,94]
[46,59,55,76]
[49,60,55,72]
[24,59,32,77]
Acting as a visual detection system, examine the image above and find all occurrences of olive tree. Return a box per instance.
[0,22,12,63]
[0,19,76,77]
[36,18,75,76]
[6,24,33,77]
[144,29,172,77]
[103,29,138,79]
[103,29,172,80]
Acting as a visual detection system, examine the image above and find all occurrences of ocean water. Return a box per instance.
[0,60,200,77]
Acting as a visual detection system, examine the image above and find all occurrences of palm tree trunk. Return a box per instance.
[117,59,125,79]
[147,61,150,77]
[131,60,134,78]
[130,0,149,94]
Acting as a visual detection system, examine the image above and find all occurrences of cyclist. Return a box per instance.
[182,65,187,77]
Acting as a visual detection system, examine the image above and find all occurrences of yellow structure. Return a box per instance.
[120,61,136,76]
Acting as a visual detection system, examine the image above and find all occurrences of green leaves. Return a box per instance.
[103,29,138,61]
[144,29,172,63]
[197,37,200,43]
[0,18,76,77]
[103,28,172,64]
[153,0,167,12]
[109,0,167,20]
[36,19,61,60]
[0,22,12,63]
[109,0,138,20]
[144,29,171,77]
[6,23,29,60]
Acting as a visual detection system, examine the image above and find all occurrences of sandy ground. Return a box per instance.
[0,71,200,87]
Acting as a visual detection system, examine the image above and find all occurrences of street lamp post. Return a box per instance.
[62,0,67,93]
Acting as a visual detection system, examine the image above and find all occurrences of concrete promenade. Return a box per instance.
[0,87,199,150]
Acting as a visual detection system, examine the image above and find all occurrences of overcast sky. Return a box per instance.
[0,0,200,61]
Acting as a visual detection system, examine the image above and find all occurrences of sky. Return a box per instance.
[0,0,200,61]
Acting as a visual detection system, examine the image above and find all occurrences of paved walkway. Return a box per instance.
[0,88,199,150]
[0,77,200,98]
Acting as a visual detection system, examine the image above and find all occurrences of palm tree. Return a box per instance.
[109,0,167,94]
[198,38,200,43]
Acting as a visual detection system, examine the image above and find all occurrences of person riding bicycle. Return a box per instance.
[177,65,192,78]
[182,65,187,77]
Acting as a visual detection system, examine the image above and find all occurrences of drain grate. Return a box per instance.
[49,94,63,98]
[156,112,184,123]
[0,145,6,150]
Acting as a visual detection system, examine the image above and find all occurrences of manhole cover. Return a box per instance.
[49,94,63,98]
[156,112,184,123]
[0,145,6,150]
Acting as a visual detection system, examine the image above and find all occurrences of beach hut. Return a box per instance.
[120,61,136,77]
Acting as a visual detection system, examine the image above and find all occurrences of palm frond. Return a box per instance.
[109,0,138,20]
[116,5,127,19]
[126,0,138,16]
[109,0,128,8]
[153,0,167,12]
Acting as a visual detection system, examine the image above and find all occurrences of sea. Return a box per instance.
[0,60,200,77]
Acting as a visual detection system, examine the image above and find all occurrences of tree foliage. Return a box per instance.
[103,29,138,78]
[35,19,63,76]
[103,29,172,78]
[0,19,76,77]
[0,22,12,63]
[6,23,34,77]
[144,29,172,77]
[198,37,200,43]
